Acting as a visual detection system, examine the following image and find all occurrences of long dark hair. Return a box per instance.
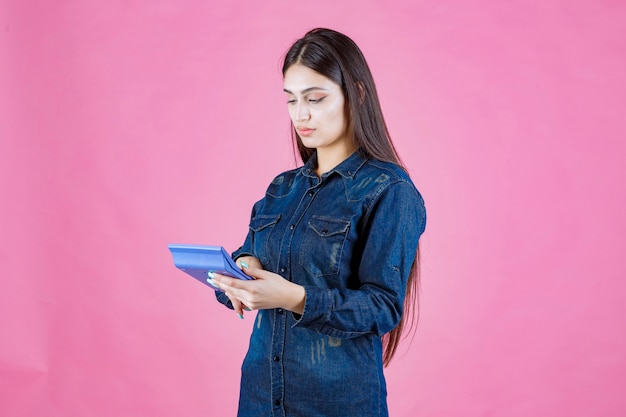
[282,28,421,366]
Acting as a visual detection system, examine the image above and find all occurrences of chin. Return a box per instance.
[299,139,321,149]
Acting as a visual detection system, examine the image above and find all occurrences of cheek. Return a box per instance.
[325,100,343,116]
[286,107,296,122]
[332,110,349,132]
[325,102,347,126]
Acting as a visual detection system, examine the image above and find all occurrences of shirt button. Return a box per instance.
[273,356,280,362]
[274,399,281,406]
[308,190,314,196]
[277,308,284,314]
[280,267,286,273]
[289,224,295,230]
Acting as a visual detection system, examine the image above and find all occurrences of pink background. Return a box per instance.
[1,1,625,416]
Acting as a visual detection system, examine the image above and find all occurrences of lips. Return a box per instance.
[297,126,315,137]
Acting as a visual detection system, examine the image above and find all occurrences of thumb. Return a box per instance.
[239,261,262,280]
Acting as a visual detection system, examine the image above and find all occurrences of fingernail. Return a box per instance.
[207,271,216,279]
[244,307,251,311]
[237,313,244,319]
[206,278,218,288]
[240,261,249,268]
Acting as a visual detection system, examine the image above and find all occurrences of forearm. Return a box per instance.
[293,285,403,338]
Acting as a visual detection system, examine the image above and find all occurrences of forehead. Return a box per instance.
[283,64,341,93]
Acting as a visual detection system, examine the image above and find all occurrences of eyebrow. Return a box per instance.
[283,87,329,94]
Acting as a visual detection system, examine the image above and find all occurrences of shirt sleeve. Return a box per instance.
[214,203,259,309]
[293,180,426,338]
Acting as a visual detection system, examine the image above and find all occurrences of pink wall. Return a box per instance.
[1,1,625,416]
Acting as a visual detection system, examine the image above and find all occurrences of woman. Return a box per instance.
[211,28,426,417]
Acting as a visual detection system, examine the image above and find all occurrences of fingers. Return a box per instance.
[211,273,252,319]
[225,295,242,318]
[212,269,286,312]
[212,273,243,288]
[221,283,247,319]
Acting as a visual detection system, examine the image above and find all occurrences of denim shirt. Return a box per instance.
[217,151,426,417]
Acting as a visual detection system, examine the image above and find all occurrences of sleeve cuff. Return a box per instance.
[215,290,234,310]
[291,286,331,328]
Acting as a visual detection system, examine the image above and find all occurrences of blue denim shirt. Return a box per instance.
[217,151,426,417]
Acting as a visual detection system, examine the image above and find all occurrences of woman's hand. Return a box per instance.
[211,262,306,319]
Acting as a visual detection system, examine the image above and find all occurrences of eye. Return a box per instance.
[308,96,326,104]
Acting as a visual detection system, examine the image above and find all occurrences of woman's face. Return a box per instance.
[283,64,352,154]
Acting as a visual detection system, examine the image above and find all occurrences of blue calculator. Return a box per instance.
[168,244,253,291]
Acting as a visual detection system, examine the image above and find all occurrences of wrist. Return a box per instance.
[286,283,306,315]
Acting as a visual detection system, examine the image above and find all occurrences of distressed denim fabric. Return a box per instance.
[216,151,426,417]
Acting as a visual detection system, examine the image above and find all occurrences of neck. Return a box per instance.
[315,142,357,176]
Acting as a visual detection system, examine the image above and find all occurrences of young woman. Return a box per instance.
[211,28,426,417]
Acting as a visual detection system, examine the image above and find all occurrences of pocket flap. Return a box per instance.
[250,214,281,232]
[308,216,349,237]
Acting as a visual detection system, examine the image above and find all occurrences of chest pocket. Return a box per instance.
[250,214,281,267]
[299,216,350,277]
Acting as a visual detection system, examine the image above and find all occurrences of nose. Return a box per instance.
[294,102,310,121]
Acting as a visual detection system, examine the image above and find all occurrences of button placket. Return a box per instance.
[270,306,286,416]
[269,176,321,416]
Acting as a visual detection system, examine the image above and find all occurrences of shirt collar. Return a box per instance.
[301,150,367,180]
